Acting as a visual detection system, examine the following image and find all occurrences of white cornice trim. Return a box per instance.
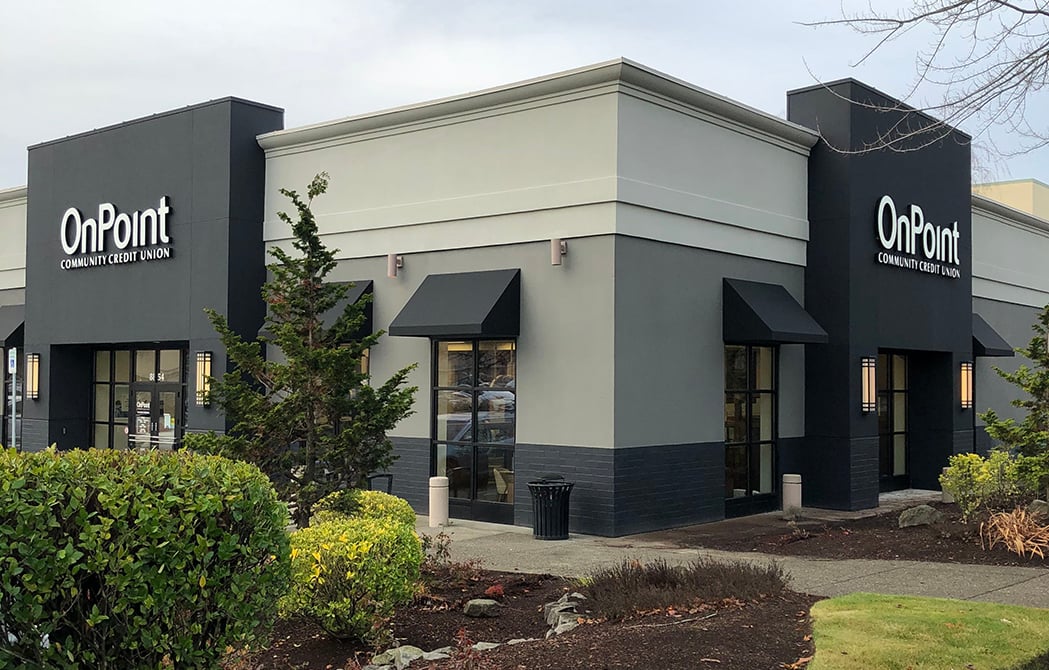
[258,59,819,154]
[0,186,27,206]
[972,193,1049,236]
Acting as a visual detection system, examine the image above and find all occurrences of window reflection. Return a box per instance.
[432,340,516,505]
[724,345,776,501]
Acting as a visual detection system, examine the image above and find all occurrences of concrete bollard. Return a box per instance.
[782,474,802,515]
[429,476,449,528]
[941,467,955,503]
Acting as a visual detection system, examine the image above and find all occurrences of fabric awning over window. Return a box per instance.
[389,269,521,338]
[0,304,24,348]
[973,313,1013,357]
[722,278,828,345]
[258,280,373,342]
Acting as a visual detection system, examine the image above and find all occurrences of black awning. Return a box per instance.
[0,304,24,348]
[259,280,373,342]
[723,278,828,345]
[389,269,521,338]
[973,313,1014,357]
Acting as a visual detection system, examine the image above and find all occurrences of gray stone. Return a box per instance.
[1029,499,1049,520]
[472,642,502,651]
[507,638,537,645]
[389,645,425,670]
[544,601,577,626]
[370,650,395,666]
[363,666,392,670]
[463,598,501,617]
[553,611,580,635]
[421,651,450,662]
[430,646,453,655]
[898,504,944,528]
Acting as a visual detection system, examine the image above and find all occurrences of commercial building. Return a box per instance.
[1,60,1046,535]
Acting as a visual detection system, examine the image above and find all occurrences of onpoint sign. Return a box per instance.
[875,195,961,279]
[58,197,174,270]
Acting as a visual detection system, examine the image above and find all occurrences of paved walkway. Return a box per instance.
[415,514,1049,609]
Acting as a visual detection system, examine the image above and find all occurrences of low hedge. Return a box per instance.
[281,516,422,643]
[311,488,417,528]
[0,448,291,670]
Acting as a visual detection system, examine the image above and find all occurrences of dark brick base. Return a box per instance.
[388,438,726,537]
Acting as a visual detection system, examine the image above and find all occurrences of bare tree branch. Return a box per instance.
[802,1,1049,157]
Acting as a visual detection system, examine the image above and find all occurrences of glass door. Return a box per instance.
[130,384,182,450]
[432,340,517,524]
[724,345,777,518]
[878,352,909,491]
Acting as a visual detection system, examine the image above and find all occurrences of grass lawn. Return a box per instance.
[809,593,1049,670]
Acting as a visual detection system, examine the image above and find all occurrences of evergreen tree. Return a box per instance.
[980,305,1049,497]
[980,305,1049,458]
[185,173,416,526]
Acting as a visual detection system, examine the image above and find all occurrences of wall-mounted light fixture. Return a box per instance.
[195,351,212,407]
[387,253,404,278]
[960,361,974,410]
[861,356,877,414]
[25,353,40,400]
[551,238,568,266]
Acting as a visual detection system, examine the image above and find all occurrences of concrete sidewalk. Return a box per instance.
[416,516,1049,609]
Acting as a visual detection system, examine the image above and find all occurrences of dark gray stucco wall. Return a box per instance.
[22,99,282,450]
[612,235,808,448]
[789,81,974,508]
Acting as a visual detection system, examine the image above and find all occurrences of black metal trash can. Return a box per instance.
[527,476,574,540]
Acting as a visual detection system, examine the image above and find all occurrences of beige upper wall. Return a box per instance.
[260,59,817,264]
[263,88,621,256]
[0,187,27,293]
[616,90,811,266]
[974,180,1049,220]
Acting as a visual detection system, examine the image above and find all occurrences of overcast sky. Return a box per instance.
[2,0,1047,188]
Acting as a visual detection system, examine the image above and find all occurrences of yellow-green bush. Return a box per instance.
[311,488,417,528]
[0,448,290,670]
[941,450,1039,521]
[281,517,422,642]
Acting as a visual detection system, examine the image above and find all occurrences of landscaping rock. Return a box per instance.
[389,645,424,670]
[898,504,944,528]
[370,650,395,666]
[542,591,587,637]
[507,637,537,645]
[421,650,450,662]
[1029,499,1049,520]
[363,666,392,670]
[463,598,500,617]
[546,611,581,638]
[473,641,502,651]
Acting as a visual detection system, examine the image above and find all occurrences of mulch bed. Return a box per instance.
[644,502,1049,567]
[249,568,817,669]
[247,501,1046,669]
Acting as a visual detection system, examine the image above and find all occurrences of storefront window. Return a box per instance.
[725,345,776,501]
[432,340,516,505]
[94,347,185,450]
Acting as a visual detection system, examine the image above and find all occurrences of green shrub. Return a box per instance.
[311,488,417,529]
[940,450,1039,521]
[0,448,291,670]
[281,517,422,643]
[582,557,787,621]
